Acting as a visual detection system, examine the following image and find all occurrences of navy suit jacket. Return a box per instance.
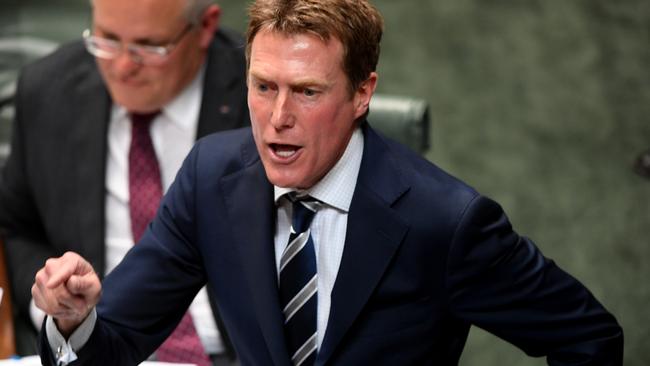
[39,124,622,365]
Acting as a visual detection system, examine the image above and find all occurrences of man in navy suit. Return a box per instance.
[29,0,622,365]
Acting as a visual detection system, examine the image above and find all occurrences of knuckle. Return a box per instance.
[34,270,46,283]
[68,278,79,292]
[63,251,78,260]
[31,284,39,299]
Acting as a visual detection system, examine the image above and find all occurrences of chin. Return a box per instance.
[111,87,155,108]
[114,97,154,113]
[265,171,302,189]
[267,177,297,189]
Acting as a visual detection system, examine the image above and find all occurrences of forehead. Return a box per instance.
[93,0,186,34]
[249,30,345,79]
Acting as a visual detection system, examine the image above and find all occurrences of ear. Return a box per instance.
[353,72,378,120]
[198,4,221,49]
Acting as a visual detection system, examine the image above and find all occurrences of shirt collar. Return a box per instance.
[274,127,364,213]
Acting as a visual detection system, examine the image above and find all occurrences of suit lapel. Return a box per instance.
[70,60,111,273]
[220,142,291,366]
[318,126,410,365]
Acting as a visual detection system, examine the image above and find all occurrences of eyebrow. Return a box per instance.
[247,72,268,83]
[94,25,166,45]
[248,71,330,90]
[292,79,328,90]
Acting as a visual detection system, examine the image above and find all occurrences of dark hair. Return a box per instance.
[246,0,383,92]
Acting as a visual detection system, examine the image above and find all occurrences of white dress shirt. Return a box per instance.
[45,65,226,359]
[274,127,364,349]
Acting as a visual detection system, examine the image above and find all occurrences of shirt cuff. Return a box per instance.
[45,308,97,365]
[30,297,47,330]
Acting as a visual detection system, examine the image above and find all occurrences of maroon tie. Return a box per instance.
[127,112,211,366]
[128,111,163,242]
[157,312,213,366]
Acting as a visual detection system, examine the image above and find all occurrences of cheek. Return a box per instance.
[313,107,355,158]
[248,96,270,128]
[248,103,267,149]
[247,93,259,116]
[313,106,347,137]
[95,59,113,79]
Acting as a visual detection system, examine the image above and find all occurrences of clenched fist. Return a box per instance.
[32,251,102,337]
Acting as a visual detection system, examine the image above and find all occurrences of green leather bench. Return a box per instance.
[368,94,430,154]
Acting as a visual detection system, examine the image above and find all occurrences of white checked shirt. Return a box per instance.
[274,127,364,349]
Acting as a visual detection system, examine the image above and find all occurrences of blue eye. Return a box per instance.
[257,83,269,92]
[303,89,316,97]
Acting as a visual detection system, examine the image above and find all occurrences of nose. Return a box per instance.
[110,49,141,78]
[269,91,295,130]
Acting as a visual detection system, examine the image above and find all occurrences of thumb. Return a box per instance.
[47,252,95,289]
[66,271,100,297]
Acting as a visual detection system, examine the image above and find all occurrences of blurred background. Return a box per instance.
[1,0,648,364]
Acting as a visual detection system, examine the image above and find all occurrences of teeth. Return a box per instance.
[272,143,299,158]
[276,149,296,158]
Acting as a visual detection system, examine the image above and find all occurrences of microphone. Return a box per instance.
[634,149,650,180]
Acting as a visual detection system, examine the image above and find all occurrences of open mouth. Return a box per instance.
[270,143,301,159]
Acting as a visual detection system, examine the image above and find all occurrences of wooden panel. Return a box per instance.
[0,238,16,358]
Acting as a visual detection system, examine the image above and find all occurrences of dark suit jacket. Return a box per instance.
[38,124,622,365]
[0,28,249,355]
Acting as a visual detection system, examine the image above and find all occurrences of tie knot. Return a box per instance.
[129,110,161,129]
[289,194,320,234]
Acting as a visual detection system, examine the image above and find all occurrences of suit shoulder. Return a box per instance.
[360,125,480,226]
[367,133,480,228]
[194,128,256,161]
[21,40,90,79]
[409,157,478,211]
[380,132,477,197]
[212,27,246,50]
[208,28,246,74]
[184,128,257,182]
[18,40,96,94]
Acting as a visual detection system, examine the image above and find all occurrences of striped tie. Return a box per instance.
[279,194,320,366]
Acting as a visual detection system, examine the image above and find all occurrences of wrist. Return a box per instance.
[54,316,86,338]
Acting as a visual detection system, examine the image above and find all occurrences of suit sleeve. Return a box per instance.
[445,195,623,365]
[0,69,59,320]
[38,141,208,365]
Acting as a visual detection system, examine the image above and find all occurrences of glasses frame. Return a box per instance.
[82,23,194,66]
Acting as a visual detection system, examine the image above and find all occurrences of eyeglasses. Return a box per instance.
[82,23,193,66]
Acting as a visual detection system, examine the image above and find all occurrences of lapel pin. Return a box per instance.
[219,105,231,114]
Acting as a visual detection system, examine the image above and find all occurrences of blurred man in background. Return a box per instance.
[0,0,248,364]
